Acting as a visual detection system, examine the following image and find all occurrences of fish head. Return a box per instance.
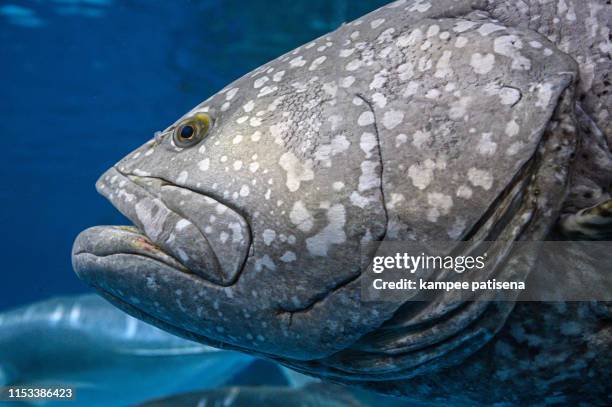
[72,40,392,360]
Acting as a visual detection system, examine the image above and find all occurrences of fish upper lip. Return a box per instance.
[86,166,215,277]
[89,165,252,286]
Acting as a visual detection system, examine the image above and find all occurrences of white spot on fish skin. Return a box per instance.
[280,251,296,263]
[289,56,306,68]
[350,31,360,40]
[220,231,229,244]
[470,53,495,74]
[257,85,277,98]
[177,171,188,184]
[333,181,345,191]
[279,152,314,192]
[314,135,350,167]
[350,191,372,208]
[427,24,440,38]
[243,100,255,112]
[408,159,436,190]
[346,59,363,71]
[133,169,151,177]
[306,204,346,256]
[176,248,190,262]
[228,222,244,243]
[506,141,524,156]
[403,81,419,97]
[412,129,430,149]
[370,71,387,89]
[309,56,327,71]
[453,20,476,33]
[176,219,191,231]
[370,18,385,29]
[198,158,210,172]
[382,110,404,129]
[233,161,243,171]
[249,162,260,173]
[232,135,244,145]
[434,50,453,78]
[372,92,387,108]
[493,35,531,70]
[455,36,468,48]
[535,82,555,108]
[358,161,380,192]
[449,96,472,120]
[477,133,497,156]
[360,132,377,158]
[457,185,473,199]
[395,133,408,147]
[339,48,355,58]
[262,229,276,246]
[468,168,494,190]
[226,88,239,101]
[290,201,314,232]
[529,40,542,49]
[239,185,250,197]
[396,29,423,48]
[358,111,374,126]
[408,0,431,12]
[340,76,355,88]
[427,192,453,222]
[505,120,519,137]
[425,88,440,99]
[397,62,414,81]
[272,70,285,82]
[478,23,504,36]
[499,87,522,106]
[249,117,262,127]
[254,76,269,88]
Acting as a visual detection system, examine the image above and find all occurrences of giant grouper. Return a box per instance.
[73,0,611,405]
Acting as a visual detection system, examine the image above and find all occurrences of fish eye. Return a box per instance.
[173,113,211,148]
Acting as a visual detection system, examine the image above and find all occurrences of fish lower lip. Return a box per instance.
[72,225,189,273]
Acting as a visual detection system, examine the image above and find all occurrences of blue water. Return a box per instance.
[0,0,389,311]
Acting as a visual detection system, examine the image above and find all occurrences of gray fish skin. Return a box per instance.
[138,384,365,407]
[73,0,611,405]
[0,294,252,407]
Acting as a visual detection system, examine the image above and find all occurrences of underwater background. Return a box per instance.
[0,0,390,311]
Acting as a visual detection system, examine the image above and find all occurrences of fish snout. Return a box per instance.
[91,167,251,286]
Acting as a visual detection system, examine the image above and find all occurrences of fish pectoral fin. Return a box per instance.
[560,199,612,240]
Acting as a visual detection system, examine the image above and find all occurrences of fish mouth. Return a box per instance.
[73,167,251,287]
